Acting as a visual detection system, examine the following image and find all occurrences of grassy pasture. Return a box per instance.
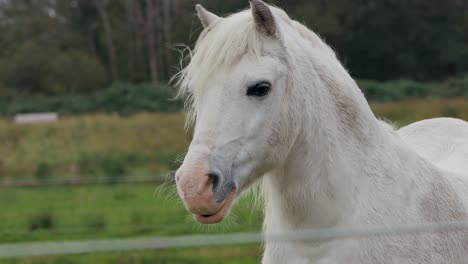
[0,184,263,264]
[0,185,263,243]
[0,113,189,181]
[1,248,260,264]
[0,99,467,263]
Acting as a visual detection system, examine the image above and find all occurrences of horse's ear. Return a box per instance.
[250,0,277,37]
[196,4,220,28]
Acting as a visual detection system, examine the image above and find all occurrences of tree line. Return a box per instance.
[0,0,467,97]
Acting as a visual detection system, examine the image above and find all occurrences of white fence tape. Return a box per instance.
[2,221,468,258]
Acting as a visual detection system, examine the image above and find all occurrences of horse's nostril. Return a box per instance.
[208,172,221,192]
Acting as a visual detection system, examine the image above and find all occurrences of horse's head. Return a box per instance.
[175,0,301,224]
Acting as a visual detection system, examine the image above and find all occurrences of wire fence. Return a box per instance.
[2,221,468,258]
[0,175,167,188]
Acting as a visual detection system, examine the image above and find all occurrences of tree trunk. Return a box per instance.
[162,0,173,67]
[153,0,166,79]
[146,0,159,82]
[126,0,136,81]
[96,1,120,82]
[132,1,146,81]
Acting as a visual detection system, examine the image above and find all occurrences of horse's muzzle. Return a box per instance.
[176,161,237,224]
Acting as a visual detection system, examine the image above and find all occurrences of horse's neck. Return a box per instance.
[263,126,375,231]
[263,63,416,232]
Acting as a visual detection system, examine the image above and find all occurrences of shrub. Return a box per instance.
[92,82,182,115]
[48,51,108,94]
[113,190,136,201]
[130,210,143,226]
[0,42,108,96]
[35,161,51,180]
[0,82,183,117]
[28,211,55,231]
[0,42,51,94]
[78,153,123,180]
[78,152,146,180]
[83,215,106,231]
[358,75,468,102]
[439,74,468,98]
[359,80,397,101]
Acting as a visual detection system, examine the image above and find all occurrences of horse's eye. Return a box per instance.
[247,81,271,97]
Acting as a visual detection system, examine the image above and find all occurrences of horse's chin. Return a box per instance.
[193,188,237,224]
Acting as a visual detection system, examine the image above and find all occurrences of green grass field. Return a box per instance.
[0,99,467,263]
[0,184,263,263]
[1,247,261,264]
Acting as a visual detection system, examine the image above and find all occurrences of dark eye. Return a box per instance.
[247,81,271,97]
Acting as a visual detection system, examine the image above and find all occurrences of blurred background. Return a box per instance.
[0,0,467,263]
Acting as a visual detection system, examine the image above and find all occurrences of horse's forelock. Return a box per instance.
[174,9,271,128]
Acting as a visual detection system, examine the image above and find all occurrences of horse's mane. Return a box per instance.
[174,5,337,128]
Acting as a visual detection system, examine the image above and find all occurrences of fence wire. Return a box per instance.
[2,221,468,258]
[0,176,166,188]
[2,180,468,258]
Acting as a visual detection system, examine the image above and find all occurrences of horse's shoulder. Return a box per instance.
[399,117,468,137]
[397,117,468,154]
[396,118,468,176]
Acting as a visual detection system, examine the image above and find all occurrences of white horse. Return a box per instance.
[174,1,468,263]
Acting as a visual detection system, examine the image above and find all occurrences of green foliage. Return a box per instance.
[0,75,467,118]
[0,42,51,94]
[430,74,468,98]
[83,214,107,231]
[303,0,468,81]
[28,211,56,232]
[47,51,108,94]
[93,83,182,114]
[35,161,51,180]
[77,152,146,180]
[358,74,468,102]
[2,0,468,98]
[0,42,107,95]
[359,79,429,101]
[0,83,183,116]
